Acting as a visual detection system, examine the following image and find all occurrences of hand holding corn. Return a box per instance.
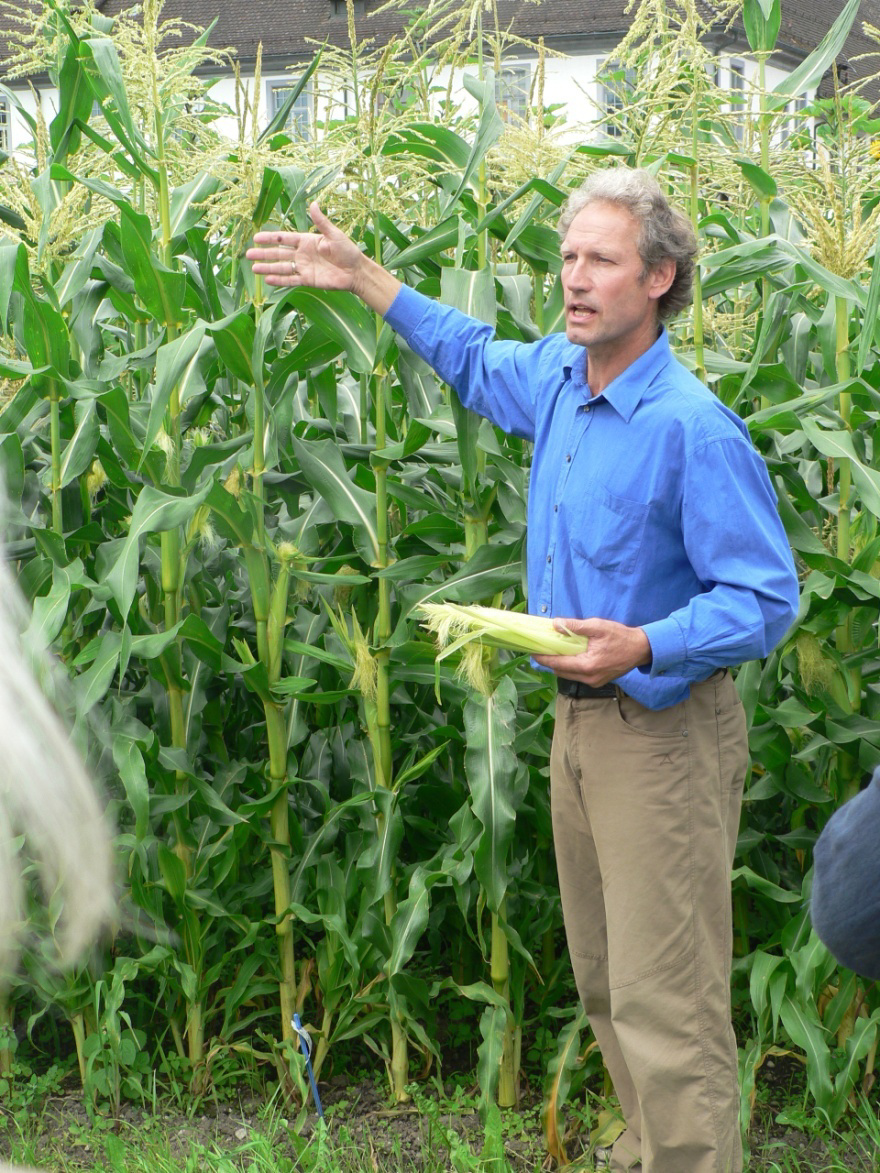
[419,602,589,694]
[533,617,652,686]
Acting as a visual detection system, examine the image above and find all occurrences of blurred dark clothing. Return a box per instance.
[811,768,880,980]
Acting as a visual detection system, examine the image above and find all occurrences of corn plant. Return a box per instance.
[2,0,880,1154]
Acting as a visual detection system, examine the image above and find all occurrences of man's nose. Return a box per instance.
[566,259,592,289]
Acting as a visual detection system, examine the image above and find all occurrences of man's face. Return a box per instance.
[560,200,675,370]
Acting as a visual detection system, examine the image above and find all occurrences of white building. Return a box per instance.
[0,0,877,154]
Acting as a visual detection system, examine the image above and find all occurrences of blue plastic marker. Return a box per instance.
[292,1013,324,1118]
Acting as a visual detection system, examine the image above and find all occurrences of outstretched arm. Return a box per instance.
[249,201,541,440]
[246,202,402,315]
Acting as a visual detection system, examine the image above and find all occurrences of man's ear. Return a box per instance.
[647,257,676,302]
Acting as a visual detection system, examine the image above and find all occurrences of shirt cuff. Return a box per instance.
[383,284,431,339]
[641,616,686,678]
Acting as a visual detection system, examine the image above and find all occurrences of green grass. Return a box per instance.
[1,1060,877,1173]
[0,1121,473,1173]
[2,1091,878,1173]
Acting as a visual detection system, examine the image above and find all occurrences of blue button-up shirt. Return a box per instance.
[385,284,799,709]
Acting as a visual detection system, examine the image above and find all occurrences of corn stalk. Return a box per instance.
[0,992,12,1077]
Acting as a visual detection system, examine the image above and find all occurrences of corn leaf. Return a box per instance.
[142,325,208,468]
[802,420,880,520]
[106,482,212,618]
[743,0,780,52]
[442,266,496,498]
[829,1015,879,1123]
[388,868,432,977]
[49,41,94,162]
[857,222,880,377]
[476,1004,507,1123]
[386,217,460,271]
[359,788,404,906]
[112,736,150,842]
[779,995,832,1111]
[380,122,471,171]
[119,205,186,327]
[767,0,860,109]
[464,676,527,914]
[401,541,525,622]
[542,1007,588,1165]
[168,172,222,239]
[444,71,504,211]
[282,288,377,375]
[206,309,256,383]
[292,435,381,567]
[56,400,99,488]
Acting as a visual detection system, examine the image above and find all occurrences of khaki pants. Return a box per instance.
[550,671,748,1173]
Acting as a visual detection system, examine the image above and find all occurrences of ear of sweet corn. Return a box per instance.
[418,603,587,694]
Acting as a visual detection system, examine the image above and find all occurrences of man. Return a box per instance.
[248,167,799,1172]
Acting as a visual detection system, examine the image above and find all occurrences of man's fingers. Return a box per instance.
[246,247,295,264]
[533,652,582,671]
[552,616,595,636]
[308,203,336,236]
[247,257,300,284]
[251,230,298,247]
[553,618,576,637]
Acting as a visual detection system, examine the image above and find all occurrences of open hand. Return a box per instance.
[246,202,400,313]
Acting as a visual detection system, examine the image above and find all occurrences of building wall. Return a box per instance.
[0,51,811,157]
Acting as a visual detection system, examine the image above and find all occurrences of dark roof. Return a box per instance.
[1,0,878,94]
[91,0,637,62]
[774,0,880,93]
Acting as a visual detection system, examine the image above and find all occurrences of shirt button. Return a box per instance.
[554,504,559,512]
[547,555,552,564]
[584,405,590,413]
[566,454,571,462]
[541,604,548,613]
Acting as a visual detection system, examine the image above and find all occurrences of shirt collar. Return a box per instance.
[564,328,673,423]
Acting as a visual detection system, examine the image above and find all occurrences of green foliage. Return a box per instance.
[1,0,879,1162]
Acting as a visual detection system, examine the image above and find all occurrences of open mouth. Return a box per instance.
[567,303,597,321]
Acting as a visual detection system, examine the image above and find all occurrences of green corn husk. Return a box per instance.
[419,602,588,655]
[418,602,587,695]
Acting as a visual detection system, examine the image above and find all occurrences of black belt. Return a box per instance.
[557,678,617,699]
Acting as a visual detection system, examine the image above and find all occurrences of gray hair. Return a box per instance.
[557,167,698,321]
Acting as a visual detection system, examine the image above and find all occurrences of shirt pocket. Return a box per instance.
[569,481,652,575]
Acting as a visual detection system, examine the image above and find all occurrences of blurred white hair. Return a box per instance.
[0,553,113,974]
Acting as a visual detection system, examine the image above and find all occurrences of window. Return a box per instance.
[600,60,636,138]
[332,0,364,15]
[781,93,809,147]
[729,60,746,144]
[0,100,8,153]
[496,65,531,123]
[267,82,312,139]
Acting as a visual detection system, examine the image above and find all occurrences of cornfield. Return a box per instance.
[0,0,879,1160]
